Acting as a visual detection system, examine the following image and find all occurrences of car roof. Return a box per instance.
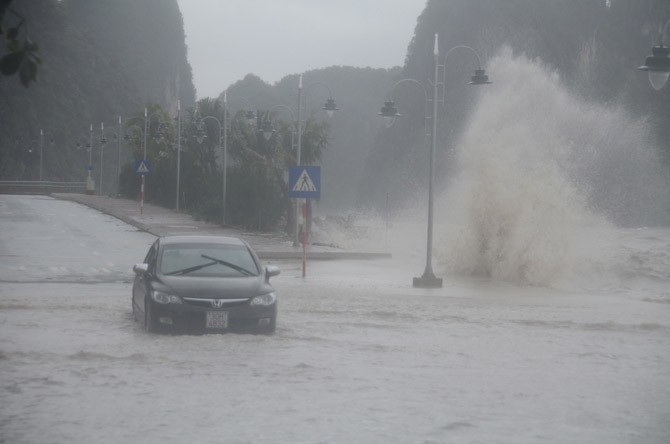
[159,235,248,247]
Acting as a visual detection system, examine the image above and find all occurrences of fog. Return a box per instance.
[177,0,428,98]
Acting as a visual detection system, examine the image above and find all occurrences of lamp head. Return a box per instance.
[638,45,670,90]
[244,110,256,124]
[323,98,339,118]
[193,121,207,144]
[378,100,401,128]
[469,68,492,85]
[260,119,275,141]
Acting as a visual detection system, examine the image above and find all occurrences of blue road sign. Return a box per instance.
[288,166,320,199]
[135,159,151,176]
[86,165,93,171]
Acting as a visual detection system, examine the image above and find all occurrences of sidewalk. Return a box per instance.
[52,194,391,260]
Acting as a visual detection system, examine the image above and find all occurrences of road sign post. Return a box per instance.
[135,160,151,215]
[289,166,321,277]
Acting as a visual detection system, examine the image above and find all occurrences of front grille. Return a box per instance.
[175,312,263,333]
[182,297,249,309]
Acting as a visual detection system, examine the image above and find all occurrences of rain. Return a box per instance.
[1,1,670,443]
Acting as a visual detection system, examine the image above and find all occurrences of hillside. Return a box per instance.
[0,0,195,184]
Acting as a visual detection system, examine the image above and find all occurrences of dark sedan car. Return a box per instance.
[132,235,280,334]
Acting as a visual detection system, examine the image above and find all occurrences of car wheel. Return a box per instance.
[144,299,160,333]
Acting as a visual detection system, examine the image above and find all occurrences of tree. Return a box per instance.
[0,0,40,87]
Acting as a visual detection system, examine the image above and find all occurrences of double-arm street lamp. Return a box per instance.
[638,19,670,90]
[195,113,224,222]
[193,93,256,224]
[262,74,339,245]
[378,33,491,288]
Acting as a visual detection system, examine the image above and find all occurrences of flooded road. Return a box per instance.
[1,195,669,443]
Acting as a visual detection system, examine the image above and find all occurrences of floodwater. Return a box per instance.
[1,195,669,443]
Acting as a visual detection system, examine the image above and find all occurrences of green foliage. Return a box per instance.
[1,0,41,87]
[114,98,331,232]
[225,66,402,212]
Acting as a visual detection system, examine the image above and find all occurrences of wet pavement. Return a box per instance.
[52,193,390,260]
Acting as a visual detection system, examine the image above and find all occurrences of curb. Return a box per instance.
[257,251,392,260]
[52,194,392,261]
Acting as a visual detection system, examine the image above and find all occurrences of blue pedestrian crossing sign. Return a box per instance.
[135,159,151,176]
[288,166,320,198]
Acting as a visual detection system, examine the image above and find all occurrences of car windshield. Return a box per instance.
[159,243,259,277]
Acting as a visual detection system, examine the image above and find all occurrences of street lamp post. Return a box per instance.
[222,92,228,225]
[263,74,338,245]
[196,114,223,222]
[116,115,122,195]
[142,108,148,214]
[638,19,670,90]
[378,33,491,288]
[120,124,142,195]
[295,75,339,245]
[141,108,167,214]
[176,100,182,211]
[211,92,257,220]
[86,124,95,194]
[99,122,105,195]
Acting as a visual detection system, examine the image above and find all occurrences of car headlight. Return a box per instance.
[151,291,182,304]
[250,292,276,306]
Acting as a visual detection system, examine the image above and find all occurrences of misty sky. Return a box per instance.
[177,0,427,99]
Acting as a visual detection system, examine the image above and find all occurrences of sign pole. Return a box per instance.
[141,175,144,215]
[287,166,319,279]
[302,199,308,278]
[135,159,151,215]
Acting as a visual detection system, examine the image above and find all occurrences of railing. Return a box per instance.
[0,181,87,195]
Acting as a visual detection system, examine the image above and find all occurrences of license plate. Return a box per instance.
[206,311,228,329]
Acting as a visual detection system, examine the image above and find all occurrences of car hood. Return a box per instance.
[155,275,271,299]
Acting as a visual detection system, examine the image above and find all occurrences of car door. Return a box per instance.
[133,240,158,317]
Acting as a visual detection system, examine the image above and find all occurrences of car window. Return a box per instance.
[159,243,259,277]
[144,241,158,266]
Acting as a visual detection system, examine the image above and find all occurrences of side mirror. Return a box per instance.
[265,265,280,281]
[133,263,149,275]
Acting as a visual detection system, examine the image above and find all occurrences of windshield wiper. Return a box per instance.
[201,254,255,276]
[165,260,218,276]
